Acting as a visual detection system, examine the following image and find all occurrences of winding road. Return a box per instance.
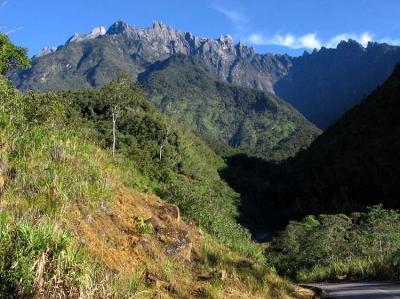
[309,282,400,298]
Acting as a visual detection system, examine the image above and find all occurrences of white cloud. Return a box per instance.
[379,38,400,46]
[326,32,373,48]
[299,34,321,49]
[248,33,321,49]
[246,31,379,50]
[212,4,248,32]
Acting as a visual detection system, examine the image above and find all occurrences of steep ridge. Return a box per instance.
[291,63,400,212]
[139,54,320,160]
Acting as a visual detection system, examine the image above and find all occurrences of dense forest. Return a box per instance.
[139,54,320,160]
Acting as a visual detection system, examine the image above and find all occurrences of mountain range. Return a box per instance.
[11,21,400,129]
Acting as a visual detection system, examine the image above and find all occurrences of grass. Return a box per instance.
[0,75,304,298]
[297,256,400,282]
[136,218,154,234]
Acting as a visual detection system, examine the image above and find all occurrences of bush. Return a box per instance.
[269,205,400,281]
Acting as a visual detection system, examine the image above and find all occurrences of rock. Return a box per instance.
[217,270,227,281]
[106,21,135,35]
[145,217,163,231]
[336,274,348,280]
[162,204,180,222]
[146,273,168,288]
[33,47,57,58]
[165,236,192,261]
[135,238,151,252]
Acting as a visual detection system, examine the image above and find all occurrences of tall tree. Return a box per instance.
[101,74,141,158]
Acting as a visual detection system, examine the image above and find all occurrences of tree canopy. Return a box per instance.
[0,33,30,75]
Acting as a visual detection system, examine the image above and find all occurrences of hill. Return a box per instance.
[138,54,320,160]
[0,72,316,298]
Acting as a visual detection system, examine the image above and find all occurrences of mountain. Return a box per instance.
[275,40,400,128]
[138,54,320,160]
[11,21,291,94]
[222,64,400,230]
[11,21,400,129]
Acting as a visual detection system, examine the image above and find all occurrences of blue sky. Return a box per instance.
[2,0,400,56]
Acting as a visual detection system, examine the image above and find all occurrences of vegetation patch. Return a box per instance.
[269,205,400,282]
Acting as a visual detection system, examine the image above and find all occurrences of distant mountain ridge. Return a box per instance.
[11,21,400,128]
[12,21,291,94]
[275,40,400,128]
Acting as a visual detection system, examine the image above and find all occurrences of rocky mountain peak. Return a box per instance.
[235,42,256,58]
[337,39,365,52]
[66,26,106,44]
[33,46,57,59]
[217,34,233,44]
[106,21,134,35]
[152,20,168,30]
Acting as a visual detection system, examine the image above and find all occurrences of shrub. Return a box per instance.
[269,205,400,281]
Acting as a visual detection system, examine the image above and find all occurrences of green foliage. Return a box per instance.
[0,75,125,297]
[0,57,269,296]
[0,212,99,297]
[246,65,400,226]
[0,34,30,75]
[139,54,320,160]
[269,205,400,282]
[136,218,153,234]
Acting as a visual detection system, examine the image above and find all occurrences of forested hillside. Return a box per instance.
[222,63,400,230]
[139,54,320,160]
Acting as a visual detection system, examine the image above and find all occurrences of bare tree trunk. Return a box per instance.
[159,126,170,161]
[112,109,117,158]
